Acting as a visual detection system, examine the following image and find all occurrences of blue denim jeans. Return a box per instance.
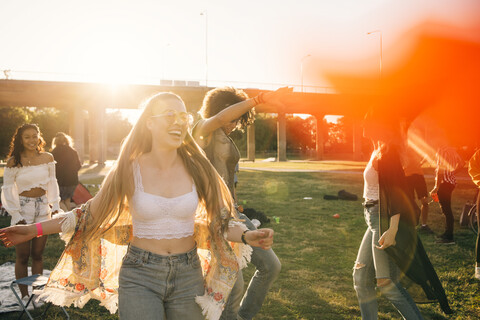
[221,213,282,320]
[353,204,423,320]
[118,245,205,320]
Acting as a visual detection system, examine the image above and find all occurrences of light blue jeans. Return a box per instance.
[353,204,423,320]
[118,245,205,320]
[221,213,282,320]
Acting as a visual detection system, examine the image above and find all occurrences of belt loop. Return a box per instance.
[190,247,197,264]
[142,251,149,264]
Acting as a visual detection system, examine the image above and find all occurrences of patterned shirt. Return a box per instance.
[436,146,464,185]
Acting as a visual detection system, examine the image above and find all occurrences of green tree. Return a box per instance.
[286,115,316,152]
[324,116,354,153]
[0,107,30,158]
[106,111,132,144]
[0,106,71,158]
[30,108,69,149]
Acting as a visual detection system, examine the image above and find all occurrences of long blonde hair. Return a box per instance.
[84,92,235,240]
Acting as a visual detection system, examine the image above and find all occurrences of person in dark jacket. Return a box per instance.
[353,109,452,319]
[51,132,82,212]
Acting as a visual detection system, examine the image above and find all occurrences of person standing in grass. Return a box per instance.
[1,123,62,310]
[51,132,82,212]
[403,146,432,233]
[353,109,452,319]
[193,87,286,320]
[468,149,480,280]
[430,145,465,244]
[0,92,274,320]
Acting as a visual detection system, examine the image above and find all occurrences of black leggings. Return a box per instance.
[438,182,456,236]
[476,190,480,264]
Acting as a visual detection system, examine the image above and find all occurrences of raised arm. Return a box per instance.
[194,87,292,139]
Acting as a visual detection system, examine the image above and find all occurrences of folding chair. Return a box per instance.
[10,274,70,320]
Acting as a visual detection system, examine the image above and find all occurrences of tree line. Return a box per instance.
[1,107,356,161]
[0,107,132,160]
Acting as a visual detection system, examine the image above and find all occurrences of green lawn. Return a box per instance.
[1,167,479,319]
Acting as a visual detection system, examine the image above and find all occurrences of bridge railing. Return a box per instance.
[1,69,336,93]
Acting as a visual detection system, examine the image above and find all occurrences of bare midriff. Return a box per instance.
[19,187,46,198]
[130,235,196,255]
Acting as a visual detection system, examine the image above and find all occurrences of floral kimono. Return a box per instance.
[36,202,252,320]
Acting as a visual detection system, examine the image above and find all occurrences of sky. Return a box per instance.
[1,0,479,91]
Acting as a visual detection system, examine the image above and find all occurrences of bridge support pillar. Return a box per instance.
[88,107,107,165]
[353,119,363,161]
[277,112,287,162]
[316,115,324,160]
[70,107,85,163]
[98,108,107,165]
[247,123,255,161]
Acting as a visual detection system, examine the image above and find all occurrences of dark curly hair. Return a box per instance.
[7,123,46,167]
[199,87,255,130]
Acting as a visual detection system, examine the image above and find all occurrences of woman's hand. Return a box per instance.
[255,87,293,112]
[376,228,397,250]
[244,228,274,250]
[0,224,37,247]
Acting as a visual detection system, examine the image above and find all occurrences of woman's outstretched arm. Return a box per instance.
[0,188,104,247]
[226,224,274,250]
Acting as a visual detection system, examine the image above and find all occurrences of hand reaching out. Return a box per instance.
[244,228,274,250]
[0,224,37,248]
[255,87,294,113]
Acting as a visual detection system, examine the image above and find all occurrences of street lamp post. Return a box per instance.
[200,11,208,87]
[301,54,311,93]
[367,30,382,80]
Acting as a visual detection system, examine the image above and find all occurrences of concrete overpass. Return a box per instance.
[0,79,372,163]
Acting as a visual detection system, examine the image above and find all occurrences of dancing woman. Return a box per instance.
[1,92,274,320]
[193,87,286,320]
[353,110,452,319]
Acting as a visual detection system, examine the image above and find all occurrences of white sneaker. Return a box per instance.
[475,267,480,280]
[20,295,34,311]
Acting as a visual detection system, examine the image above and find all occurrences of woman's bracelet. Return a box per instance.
[253,92,265,105]
[35,222,44,237]
[241,229,249,245]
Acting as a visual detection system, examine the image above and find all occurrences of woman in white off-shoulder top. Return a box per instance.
[1,123,62,304]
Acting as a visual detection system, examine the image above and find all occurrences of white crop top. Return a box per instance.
[363,150,379,201]
[129,161,199,239]
[1,162,62,225]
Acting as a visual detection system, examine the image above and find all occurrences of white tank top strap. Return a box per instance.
[133,160,144,192]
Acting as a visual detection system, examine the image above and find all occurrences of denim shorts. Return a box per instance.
[118,245,205,320]
[14,195,50,226]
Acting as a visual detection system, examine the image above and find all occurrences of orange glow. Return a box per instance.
[407,131,437,166]
[325,21,480,149]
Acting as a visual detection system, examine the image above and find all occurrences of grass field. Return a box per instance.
[1,164,479,319]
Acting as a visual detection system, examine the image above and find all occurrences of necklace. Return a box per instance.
[22,154,37,165]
